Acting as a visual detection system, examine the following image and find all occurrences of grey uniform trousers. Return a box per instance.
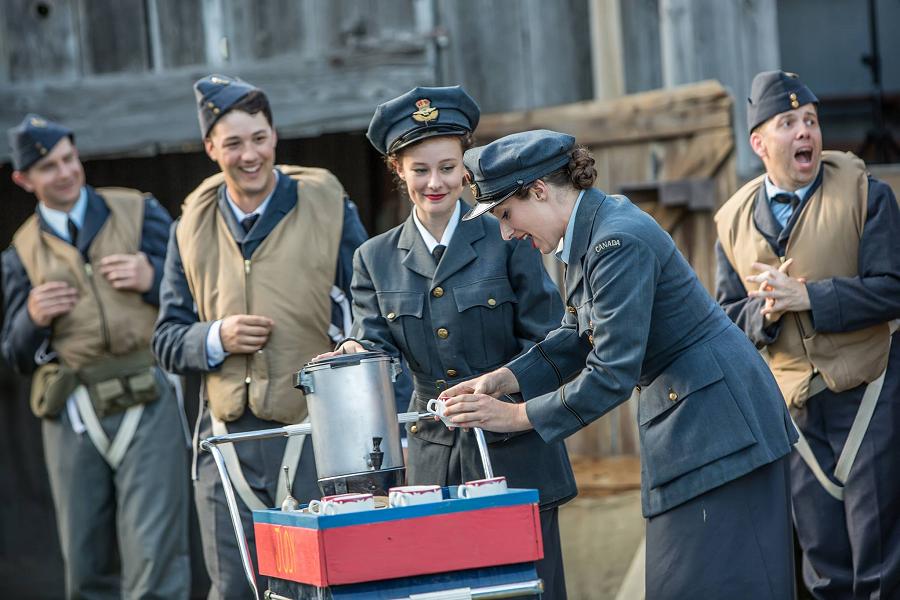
[193,408,320,600]
[42,368,191,600]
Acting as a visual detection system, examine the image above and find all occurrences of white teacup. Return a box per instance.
[307,492,374,515]
[388,485,443,507]
[457,476,508,499]
[426,398,454,428]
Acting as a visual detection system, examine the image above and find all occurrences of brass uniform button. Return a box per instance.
[437,327,449,339]
[668,389,678,402]
[386,312,396,321]
[567,306,576,314]
[435,379,447,390]
[410,424,419,434]
[433,287,444,298]
[447,369,458,377]
[487,298,496,307]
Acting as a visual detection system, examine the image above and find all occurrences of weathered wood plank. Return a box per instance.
[0,55,433,162]
[439,0,592,114]
[152,0,206,68]
[476,80,733,145]
[659,0,779,178]
[77,0,149,75]
[620,0,662,93]
[0,0,80,83]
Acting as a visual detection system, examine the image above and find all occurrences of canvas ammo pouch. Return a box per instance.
[30,349,158,419]
[30,362,79,418]
[78,349,158,418]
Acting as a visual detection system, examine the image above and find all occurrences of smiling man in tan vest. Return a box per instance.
[1,114,190,599]
[715,70,900,598]
[152,75,368,599]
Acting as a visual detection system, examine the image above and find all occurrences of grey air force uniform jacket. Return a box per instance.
[350,201,577,508]
[508,189,797,517]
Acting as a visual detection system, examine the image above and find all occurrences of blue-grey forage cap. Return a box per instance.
[7,113,74,171]
[194,74,262,137]
[462,129,575,221]
[747,70,818,132]
[366,85,480,155]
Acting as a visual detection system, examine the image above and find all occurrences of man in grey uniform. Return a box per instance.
[2,115,190,599]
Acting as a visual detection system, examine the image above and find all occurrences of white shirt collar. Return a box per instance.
[412,200,461,253]
[556,190,586,265]
[224,169,279,222]
[763,176,813,203]
[38,187,88,241]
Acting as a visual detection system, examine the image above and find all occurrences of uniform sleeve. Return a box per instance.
[806,178,900,332]
[507,239,564,351]
[331,198,369,334]
[347,247,401,357]
[151,221,216,374]
[714,240,781,347]
[523,233,657,444]
[1,247,51,374]
[139,195,174,306]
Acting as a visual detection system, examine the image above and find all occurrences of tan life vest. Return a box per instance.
[716,151,891,406]
[176,166,344,424]
[11,188,159,371]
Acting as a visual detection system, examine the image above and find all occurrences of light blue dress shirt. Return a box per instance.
[38,188,88,241]
[764,176,813,229]
[555,190,586,265]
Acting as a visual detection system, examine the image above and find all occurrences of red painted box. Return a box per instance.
[253,488,543,587]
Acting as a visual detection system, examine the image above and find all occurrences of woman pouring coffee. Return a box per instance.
[316,88,576,598]
[440,130,798,599]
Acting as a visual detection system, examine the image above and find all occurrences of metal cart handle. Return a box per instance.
[200,412,496,599]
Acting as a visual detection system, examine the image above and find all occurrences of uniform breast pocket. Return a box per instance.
[377,291,430,373]
[452,278,518,369]
[638,344,758,490]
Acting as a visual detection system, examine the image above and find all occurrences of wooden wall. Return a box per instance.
[476,80,737,456]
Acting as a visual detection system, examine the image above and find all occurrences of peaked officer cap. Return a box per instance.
[462,129,575,221]
[367,86,480,155]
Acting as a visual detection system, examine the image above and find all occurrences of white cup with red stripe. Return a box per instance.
[388,485,443,507]
[457,476,507,499]
[307,492,374,515]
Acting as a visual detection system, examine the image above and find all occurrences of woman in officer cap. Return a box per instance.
[440,129,799,599]
[316,88,576,597]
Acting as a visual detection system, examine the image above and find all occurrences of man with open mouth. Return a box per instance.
[716,70,900,599]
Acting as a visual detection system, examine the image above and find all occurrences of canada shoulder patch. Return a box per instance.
[594,238,622,254]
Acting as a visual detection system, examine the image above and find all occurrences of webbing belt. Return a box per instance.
[210,414,306,511]
[792,330,894,502]
[73,386,144,470]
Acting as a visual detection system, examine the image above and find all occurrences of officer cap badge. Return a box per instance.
[412,98,439,123]
[30,117,47,128]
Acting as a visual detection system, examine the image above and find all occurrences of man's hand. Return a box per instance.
[745,259,810,320]
[27,281,79,327]
[98,253,154,292]
[220,314,274,354]
[314,339,366,361]
[442,393,533,433]
[440,367,520,400]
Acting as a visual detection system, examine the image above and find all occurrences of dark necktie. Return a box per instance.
[771,192,800,210]
[66,218,79,247]
[432,244,446,264]
[241,213,260,234]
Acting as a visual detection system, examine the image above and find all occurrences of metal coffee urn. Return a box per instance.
[294,351,405,496]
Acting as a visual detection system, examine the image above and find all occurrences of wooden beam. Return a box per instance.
[476,79,732,145]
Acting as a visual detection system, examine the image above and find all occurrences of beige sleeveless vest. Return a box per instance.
[716,151,890,406]
[12,188,159,371]
[177,166,344,424]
